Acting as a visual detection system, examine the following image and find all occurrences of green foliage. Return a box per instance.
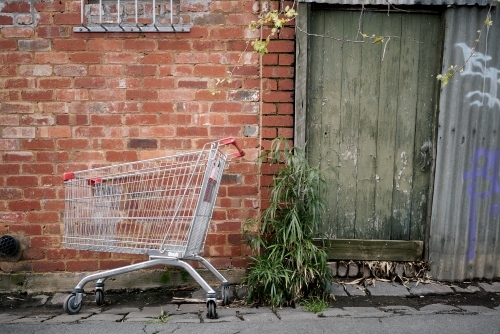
[249,6,297,55]
[302,296,329,313]
[242,138,332,308]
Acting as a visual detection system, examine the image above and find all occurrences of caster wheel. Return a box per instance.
[207,300,218,319]
[95,289,104,306]
[63,294,82,315]
[221,286,230,306]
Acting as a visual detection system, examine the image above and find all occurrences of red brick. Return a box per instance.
[90,114,122,126]
[194,65,226,77]
[18,39,50,51]
[124,40,156,51]
[228,115,259,125]
[177,127,208,137]
[1,27,34,38]
[106,151,138,162]
[66,260,98,271]
[0,52,32,64]
[23,188,57,199]
[74,126,105,138]
[56,138,89,150]
[0,115,19,126]
[32,260,65,272]
[74,77,106,88]
[10,223,42,235]
[88,65,122,76]
[0,15,14,25]
[262,66,294,78]
[54,64,87,76]
[53,39,86,51]
[158,40,191,51]
[101,139,124,149]
[53,12,80,25]
[36,151,69,162]
[71,151,105,162]
[37,78,70,89]
[37,126,71,138]
[141,126,175,137]
[210,26,245,39]
[262,91,293,103]
[36,26,69,38]
[0,39,17,50]
[37,102,67,114]
[1,261,33,272]
[1,1,31,12]
[40,175,64,186]
[125,114,157,125]
[227,186,258,196]
[0,164,20,174]
[141,53,172,64]
[177,80,207,89]
[69,52,103,64]
[158,89,194,101]
[210,101,242,113]
[143,77,175,89]
[104,52,137,63]
[0,65,17,76]
[22,248,46,260]
[103,78,137,90]
[46,249,78,260]
[89,89,124,101]
[88,39,122,51]
[9,200,41,211]
[3,152,33,162]
[126,89,158,100]
[159,114,192,125]
[34,52,68,64]
[0,188,22,200]
[21,90,53,101]
[142,101,173,113]
[22,163,54,174]
[125,65,157,76]
[0,212,24,223]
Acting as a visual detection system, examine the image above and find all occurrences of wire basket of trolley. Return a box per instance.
[61,137,245,319]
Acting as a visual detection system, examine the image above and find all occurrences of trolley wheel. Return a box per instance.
[95,290,104,306]
[207,300,218,319]
[221,286,230,306]
[63,294,82,315]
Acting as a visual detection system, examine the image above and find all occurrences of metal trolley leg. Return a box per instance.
[63,257,220,317]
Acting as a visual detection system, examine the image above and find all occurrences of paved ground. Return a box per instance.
[0,280,499,327]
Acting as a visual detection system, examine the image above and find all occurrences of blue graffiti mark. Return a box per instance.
[463,148,500,260]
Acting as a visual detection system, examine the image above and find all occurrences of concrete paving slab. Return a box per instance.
[101,306,141,314]
[275,307,318,320]
[408,282,454,296]
[457,305,497,314]
[478,282,500,292]
[43,313,93,323]
[47,292,68,306]
[331,282,348,297]
[241,312,279,322]
[342,307,388,318]
[366,281,410,296]
[8,315,53,323]
[344,284,366,296]
[379,305,418,315]
[319,308,351,317]
[418,303,460,314]
[80,313,124,322]
[451,285,481,294]
[0,313,27,324]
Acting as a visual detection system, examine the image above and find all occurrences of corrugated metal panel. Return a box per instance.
[429,6,500,280]
[300,0,493,5]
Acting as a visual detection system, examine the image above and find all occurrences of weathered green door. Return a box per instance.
[306,9,442,249]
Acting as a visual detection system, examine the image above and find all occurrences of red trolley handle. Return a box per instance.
[220,137,245,158]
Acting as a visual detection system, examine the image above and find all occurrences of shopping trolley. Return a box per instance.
[61,137,245,318]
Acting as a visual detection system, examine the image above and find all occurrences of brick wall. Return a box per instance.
[0,0,295,274]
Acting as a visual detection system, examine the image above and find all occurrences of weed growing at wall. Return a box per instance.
[242,138,332,308]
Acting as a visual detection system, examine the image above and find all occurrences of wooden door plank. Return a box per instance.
[391,14,421,240]
[355,11,382,239]
[313,238,424,261]
[374,13,402,240]
[337,11,362,238]
[410,14,442,241]
[319,10,344,238]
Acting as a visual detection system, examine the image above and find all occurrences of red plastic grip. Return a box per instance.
[220,137,245,158]
[63,172,74,181]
